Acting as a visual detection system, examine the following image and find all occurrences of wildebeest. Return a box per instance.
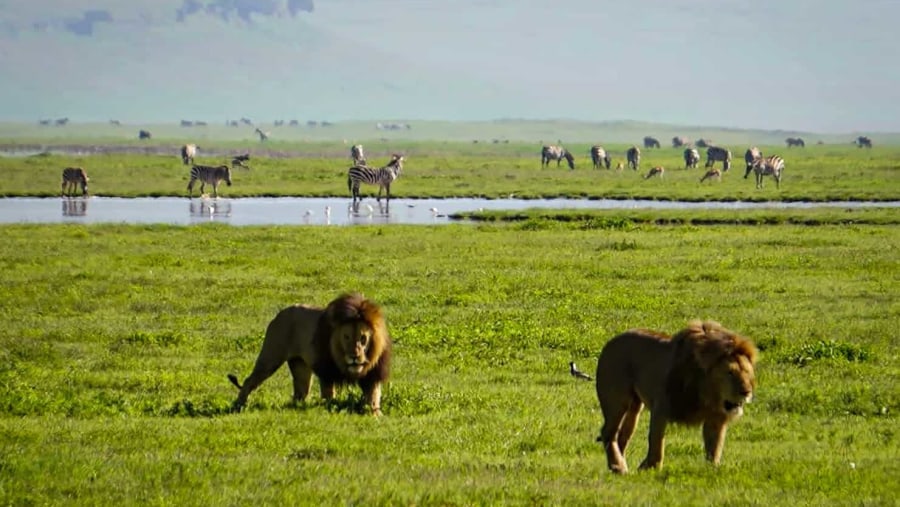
[180,144,198,165]
[684,148,700,169]
[785,137,805,148]
[232,153,251,170]
[590,146,611,169]
[705,146,732,171]
[744,147,763,176]
[856,136,873,148]
[138,130,152,140]
[696,139,712,149]
[643,136,661,149]
[671,136,690,148]
[626,146,641,171]
[541,145,575,169]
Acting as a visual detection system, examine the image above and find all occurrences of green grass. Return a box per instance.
[0,220,898,505]
[1,142,899,201]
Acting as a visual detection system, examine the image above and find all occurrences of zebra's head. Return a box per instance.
[563,151,575,170]
[388,154,404,174]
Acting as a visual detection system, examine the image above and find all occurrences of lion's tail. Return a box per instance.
[227,374,243,389]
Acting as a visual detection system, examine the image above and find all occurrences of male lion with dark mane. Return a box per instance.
[228,293,391,415]
[595,320,757,473]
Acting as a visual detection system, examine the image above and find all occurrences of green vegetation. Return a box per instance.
[1,220,898,505]
[1,141,899,201]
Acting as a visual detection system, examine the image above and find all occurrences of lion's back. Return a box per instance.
[260,304,325,362]
[596,329,674,405]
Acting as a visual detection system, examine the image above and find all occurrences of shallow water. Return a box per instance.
[0,197,896,226]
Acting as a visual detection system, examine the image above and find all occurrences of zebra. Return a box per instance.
[347,154,404,205]
[705,146,732,171]
[744,147,763,177]
[187,164,232,198]
[856,136,872,148]
[785,137,805,148]
[644,166,664,179]
[61,167,89,197]
[541,145,575,169]
[138,130,152,140]
[351,144,366,166]
[590,145,611,169]
[684,148,700,169]
[672,136,690,148]
[626,146,640,171]
[232,153,251,170]
[255,128,269,142]
[747,155,785,189]
[180,144,198,165]
[699,168,722,183]
[643,136,661,149]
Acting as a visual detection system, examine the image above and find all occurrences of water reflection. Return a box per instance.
[189,198,233,221]
[61,198,88,217]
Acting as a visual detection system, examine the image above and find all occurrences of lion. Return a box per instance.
[594,320,757,473]
[228,293,391,415]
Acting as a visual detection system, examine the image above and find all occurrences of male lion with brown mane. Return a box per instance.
[595,320,757,473]
[228,293,391,415]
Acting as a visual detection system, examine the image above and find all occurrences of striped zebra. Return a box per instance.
[672,136,690,148]
[856,136,872,148]
[643,136,660,149]
[590,145,611,169]
[699,168,722,183]
[644,166,664,179]
[351,144,366,166]
[684,148,700,169]
[747,155,785,189]
[743,147,763,177]
[541,145,575,169]
[180,144,198,165]
[255,128,269,142]
[705,146,732,171]
[626,146,640,171]
[347,154,405,205]
[785,137,805,148]
[187,164,232,198]
[61,167,89,197]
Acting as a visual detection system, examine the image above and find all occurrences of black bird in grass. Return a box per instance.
[569,361,593,381]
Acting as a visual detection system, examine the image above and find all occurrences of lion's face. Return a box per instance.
[708,353,756,418]
[335,321,374,375]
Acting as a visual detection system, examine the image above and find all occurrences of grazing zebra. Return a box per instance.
[351,144,366,166]
[744,147,763,177]
[643,136,660,149]
[705,146,732,171]
[138,130,152,140]
[187,164,232,198]
[856,136,872,148]
[590,146,611,169]
[541,145,575,169]
[699,168,722,183]
[684,148,700,169]
[644,166,664,179]
[785,137,805,148]
[747,155,785,189]
[626,146,640,171]
[696,138,712,148]
[255,128,269,142]
[61,167,89,197]
[180,144,198,165]
[347,154,405,205]
[232,153,251,170]
[672,136,690,148]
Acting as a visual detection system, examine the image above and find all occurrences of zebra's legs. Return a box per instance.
[187,178,196,198]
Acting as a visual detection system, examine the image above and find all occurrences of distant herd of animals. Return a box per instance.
[58,134,875,199]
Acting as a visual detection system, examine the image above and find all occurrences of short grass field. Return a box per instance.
[1,129,899,505]
[1,215,898,505]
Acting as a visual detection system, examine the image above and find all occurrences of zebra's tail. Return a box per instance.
[227,374,242,389]
[347,174,353,193]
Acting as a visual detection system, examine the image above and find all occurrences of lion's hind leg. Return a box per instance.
[617,398,643,455]
[230,360,283,412]
[597,395,637,474]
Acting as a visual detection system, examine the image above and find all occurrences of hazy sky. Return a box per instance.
[2,0,898,132]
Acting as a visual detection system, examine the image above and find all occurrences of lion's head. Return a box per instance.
[323,293,390,379]
[668,320,758,422]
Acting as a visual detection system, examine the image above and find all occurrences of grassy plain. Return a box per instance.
[1,142,899,201]
[1,219,898,505]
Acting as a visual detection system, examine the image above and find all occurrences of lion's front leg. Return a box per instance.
[362,382,383,416]
[319,381,335,401]
[703,418,728,464]
[639,412,667,470]
[287,358,313,403]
